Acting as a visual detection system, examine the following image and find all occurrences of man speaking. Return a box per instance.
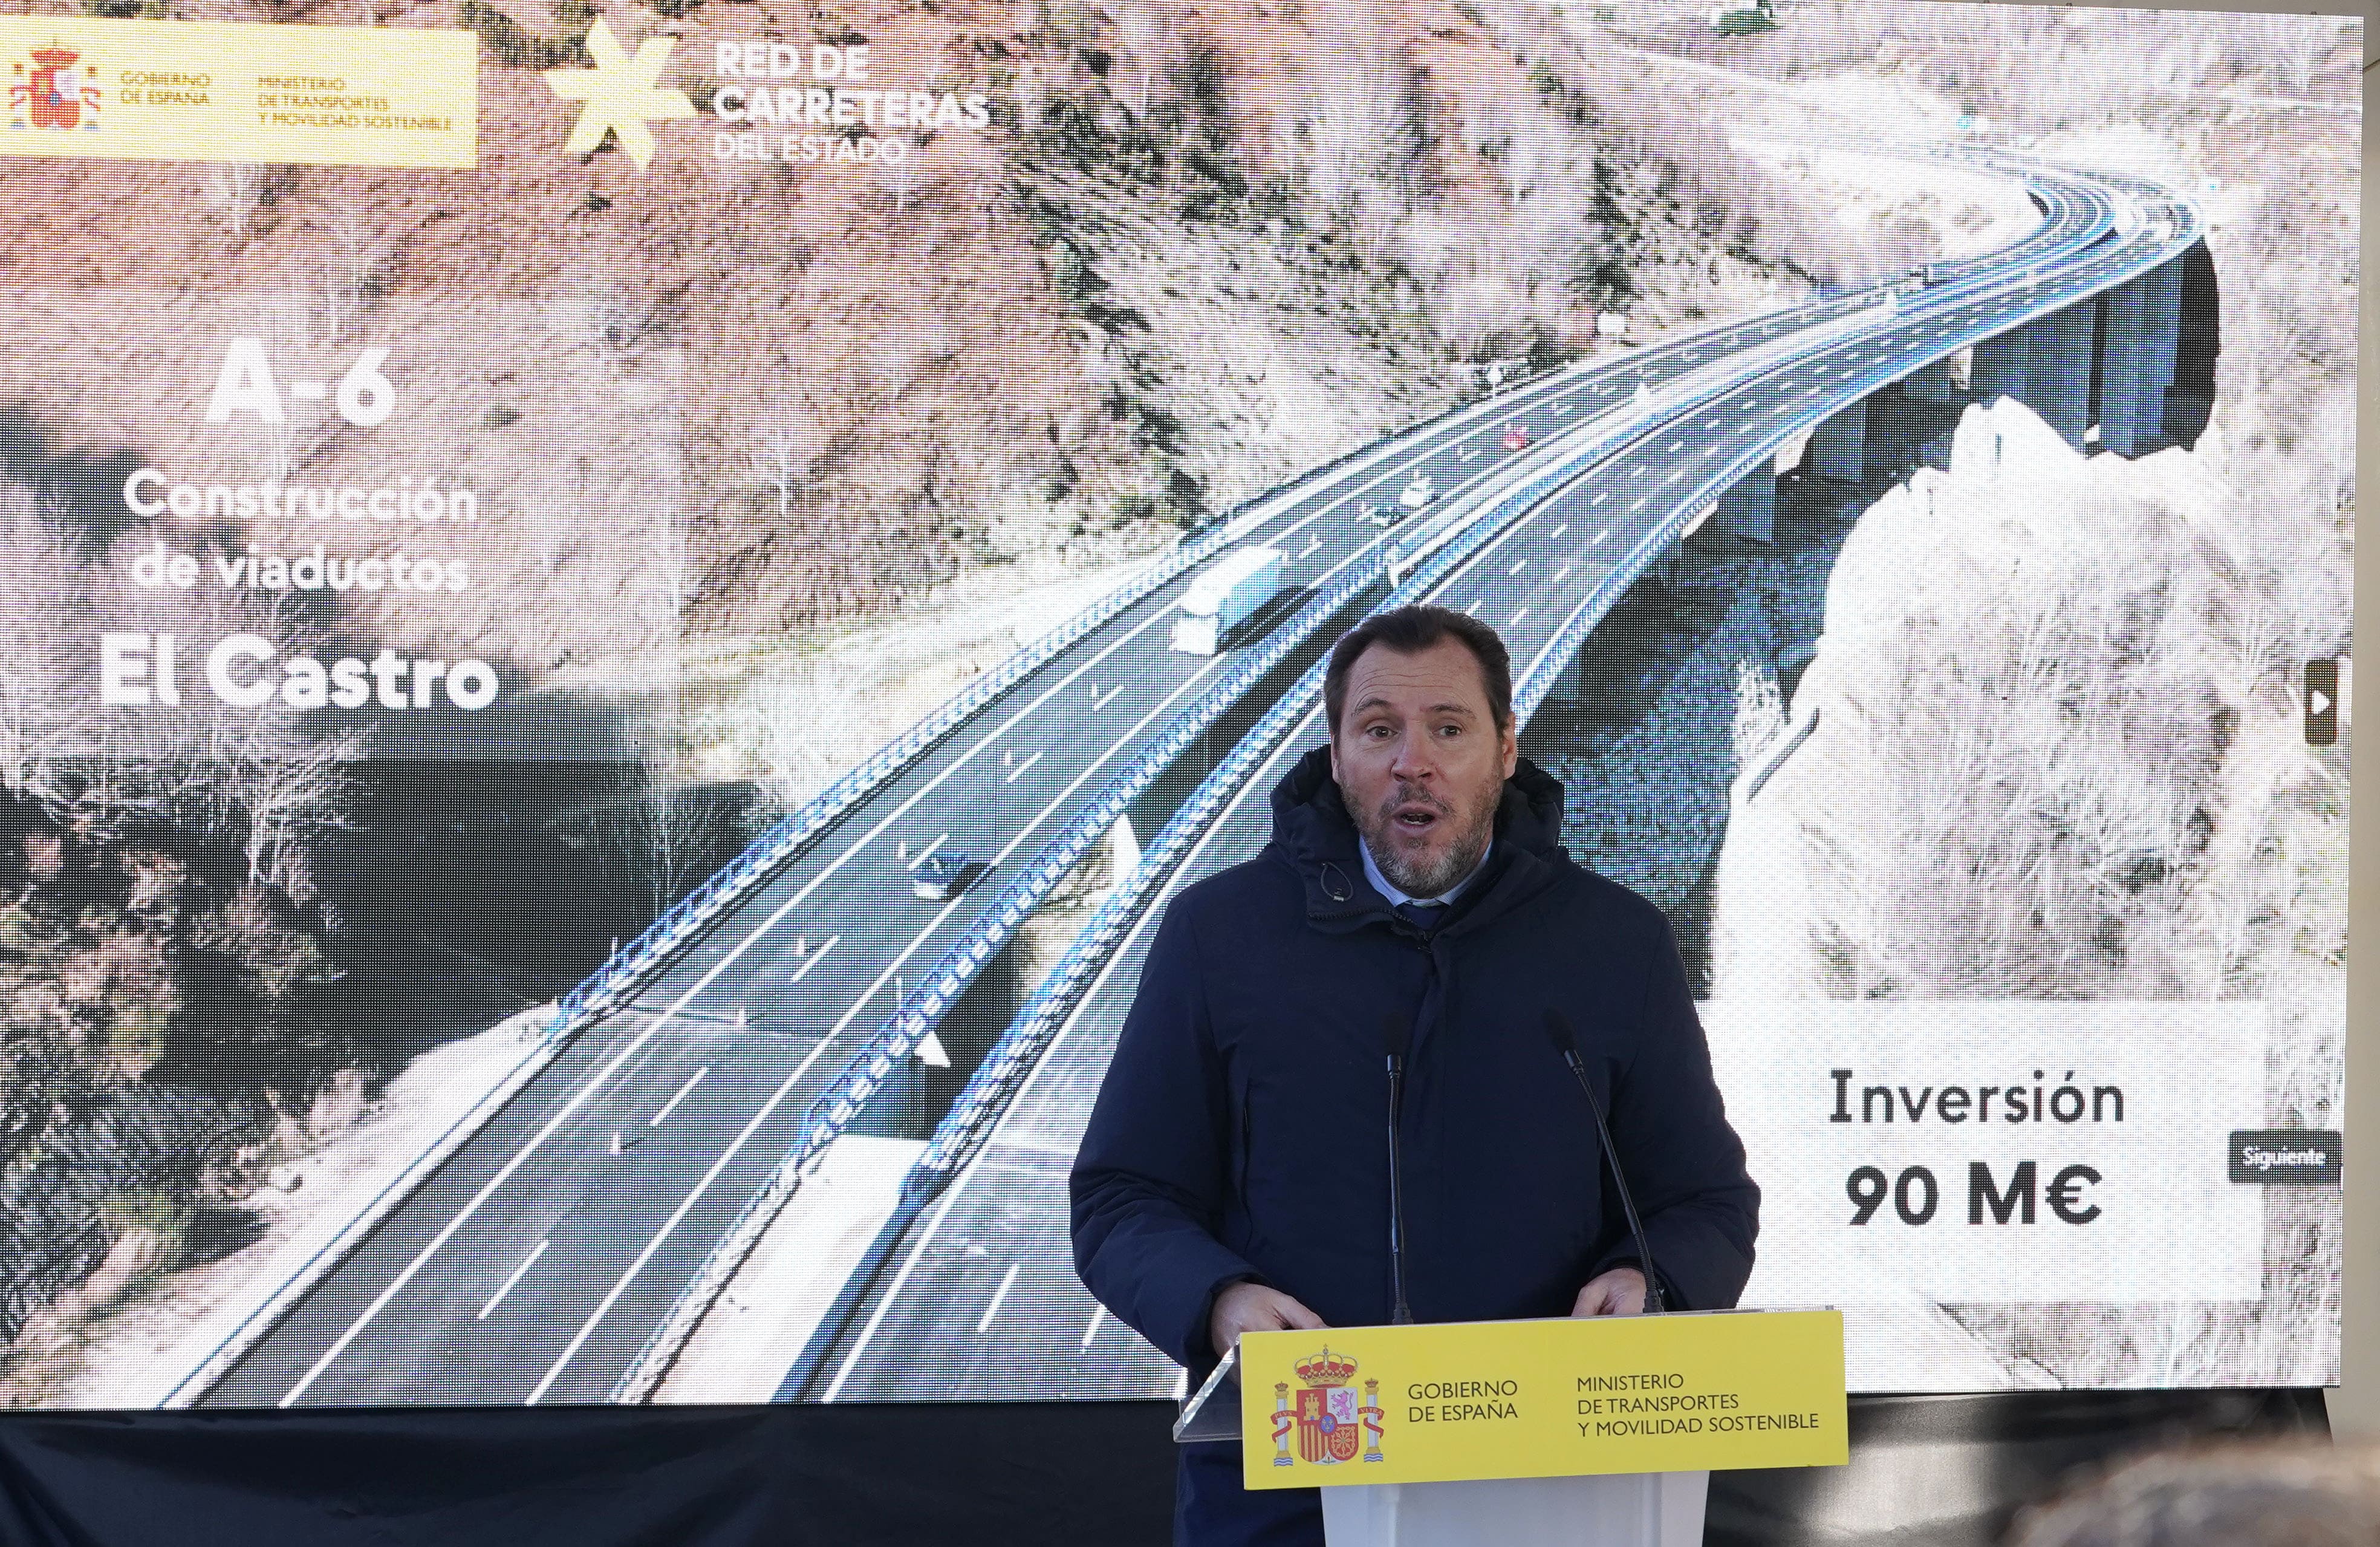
[1070,604,1760,1545]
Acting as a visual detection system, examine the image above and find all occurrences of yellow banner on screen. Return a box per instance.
[1239,1309,1847,1489]
[0,16,473,169]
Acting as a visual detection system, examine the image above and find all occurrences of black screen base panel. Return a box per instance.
[0,1389,2330,1547]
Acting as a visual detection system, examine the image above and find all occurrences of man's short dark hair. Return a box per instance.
[1324,605,1514,738]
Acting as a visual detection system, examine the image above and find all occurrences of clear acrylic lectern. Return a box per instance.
[1175,1347,1710,1547]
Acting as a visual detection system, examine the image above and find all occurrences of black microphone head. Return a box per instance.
[1383,1014,1412,1063]
[1543,1008,1576,1061]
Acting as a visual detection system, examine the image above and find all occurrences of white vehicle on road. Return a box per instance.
[1399,474,1437,510]
[1171,546,1286,655]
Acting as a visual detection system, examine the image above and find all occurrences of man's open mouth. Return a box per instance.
[1392,804,1442,833]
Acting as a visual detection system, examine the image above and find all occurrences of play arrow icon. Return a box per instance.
[2306,658,2339,746]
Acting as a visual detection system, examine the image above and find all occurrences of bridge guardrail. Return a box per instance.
[606,346,1764,1401]
[557,141,2109,1047]
[542,333,1692,1043]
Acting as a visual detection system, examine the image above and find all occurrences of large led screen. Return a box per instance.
[0,0,2352,1408]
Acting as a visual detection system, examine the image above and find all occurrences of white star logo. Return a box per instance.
[544,18,695,172]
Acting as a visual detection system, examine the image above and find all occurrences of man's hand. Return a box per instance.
[1572,1266,1648,1317]
[1210,1280,1326,1359]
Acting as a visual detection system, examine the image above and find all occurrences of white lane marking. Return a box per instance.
[905,832,950,871]
[1591,490,1609,506]
[975,1263,1023,1335]
[1507,559,1527,576]
[829,488,1587,1386]
[1091,684,1124,710]
[649,1067,707,1128]
[1002,751,1044,784]
[1551,564,1572,584]
[789,935,839,983]
[1301,535,1322,558]
[476,1240,551,1322]
[276,330,1670,1401]
[528,637,1243,1401]
[1629,497,1647,510]
[1593,528,1610,545]
[1549,523,1567,540]
[276,870,841,1407]
[1666,439,1684,452]
[300,614,1229,1383]
[825,1181,967,1398]
[524,1032,892,1402]
[1510,607,1530,626]
[1459,446,1481,461]
[1081,1304,1106,1349]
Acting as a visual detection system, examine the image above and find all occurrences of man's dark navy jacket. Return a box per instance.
[1069,746,1760,1547]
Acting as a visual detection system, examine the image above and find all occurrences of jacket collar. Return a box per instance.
[1263,744,1569,937]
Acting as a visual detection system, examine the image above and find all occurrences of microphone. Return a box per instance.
[1383,1014,1415,1326]
[1543,1009,1666,1314]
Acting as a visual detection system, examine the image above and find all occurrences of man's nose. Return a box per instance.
[1388,731,1437,780]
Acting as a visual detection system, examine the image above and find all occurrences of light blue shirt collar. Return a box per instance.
[1357,833,1493,910]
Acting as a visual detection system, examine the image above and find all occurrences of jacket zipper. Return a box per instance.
[1236,1098,1253,1211]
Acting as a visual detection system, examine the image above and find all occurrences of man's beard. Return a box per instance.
[1353,777,1500,899]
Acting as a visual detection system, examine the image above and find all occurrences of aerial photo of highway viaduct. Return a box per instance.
[174,140,2214,1410]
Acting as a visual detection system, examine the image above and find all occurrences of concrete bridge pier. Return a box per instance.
[1969,328,2029,403]
[1809,403,1868,483]
[2095,276,2154,455]
[1712,465,1776,543]
[2025,302,2096,449]
[2131,256,2185,445]
[1549,638,1588,711]
[1900,357,1955,402]
[1651,533,1684,588]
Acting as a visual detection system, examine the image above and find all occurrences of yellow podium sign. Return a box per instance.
[1239,1310,1845,1489]
[0,16,475,169]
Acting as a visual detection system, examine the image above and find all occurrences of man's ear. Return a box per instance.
[1500,719,1518,780]
[1328,728,1342,787]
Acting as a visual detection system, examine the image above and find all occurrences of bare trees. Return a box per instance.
[206,162,268,240]
[1113,1,1177,122]
[313,200,393,347]
[1737,2,2346,126]
[1746,396,2341,1006]
[0,479,359,895]
[746,393,818,524]
[585,765,743,921]
[2217,13,2351,96]
[1289,3,1426,251]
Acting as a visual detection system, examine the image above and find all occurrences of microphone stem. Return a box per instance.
[1563,1050,1666,1314]
[1386,1054,1414,1325]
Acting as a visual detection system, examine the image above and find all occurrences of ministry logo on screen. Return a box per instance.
[9,44,103,132]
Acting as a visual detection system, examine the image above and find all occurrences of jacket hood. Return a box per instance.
[1263,743,1569,933]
